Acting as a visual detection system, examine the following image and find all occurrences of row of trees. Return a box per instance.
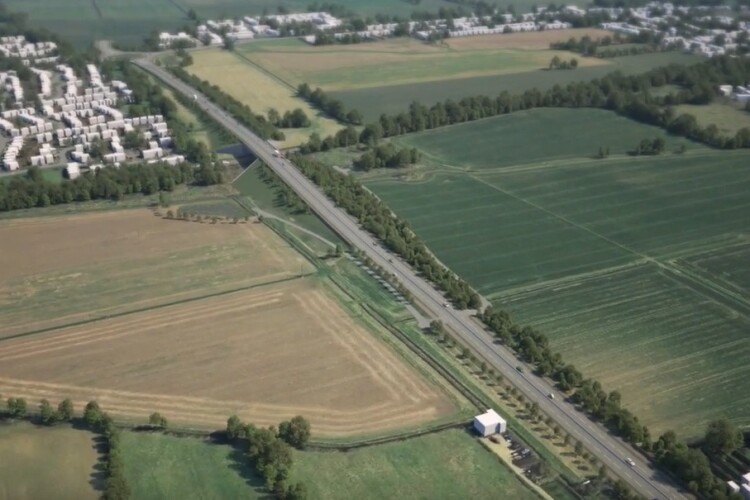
[292,154,481,309]
[630,137,666,155]
[476,306,742,499]
[551,35,621,56]
[301,55,750,153]
[654,423,746,499]
[257,163,309,214]
[548,55,578,70]
[81,402,129,500]
[170,66,285,140]
[0,161,223,212]
[353,144,421,171]
[226,415,310,499]
[297,83,363,125]
[288,154,741,498]
[3,396,75,425]
[268,108,311,128]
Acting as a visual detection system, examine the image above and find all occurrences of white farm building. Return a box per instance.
[473,409,507,437]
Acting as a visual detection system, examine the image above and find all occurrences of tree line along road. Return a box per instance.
[134,57,687,500]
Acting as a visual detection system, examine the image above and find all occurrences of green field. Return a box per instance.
[120,432,263,499]
[0,422,100,500]
[4,0,457,47]
[500,262,750,437]
[675,102,750,136]
[396,108,700,169]
[330,52,700,120]
[232,162,341,245]
[289,429,539,500]
[362,108,750,436]
[681,243,750,298]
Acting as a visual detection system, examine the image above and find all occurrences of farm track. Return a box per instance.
[468,171,750,318]
[660,261,750,319]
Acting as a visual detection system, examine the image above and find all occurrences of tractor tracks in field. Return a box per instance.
[470,173,750,320]
[91,0,103,19]
[0,274,312,346]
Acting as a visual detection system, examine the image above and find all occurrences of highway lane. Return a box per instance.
[135,58,686,500]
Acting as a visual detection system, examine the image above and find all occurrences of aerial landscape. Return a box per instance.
[0,0,749,499]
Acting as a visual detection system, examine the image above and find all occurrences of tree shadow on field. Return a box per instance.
[89,434,107,492]
[218,442,272,499]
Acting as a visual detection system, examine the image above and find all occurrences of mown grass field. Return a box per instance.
[289,429,539,500]
[362,108,750,436]
[187,49,342,148]
[329,51,700,120]
[120,432,263,500]
[240,35,607,92]
[675,101,750,136]
[0,422,100,500]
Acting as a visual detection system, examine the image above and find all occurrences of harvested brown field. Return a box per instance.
[187,49,342,148]
[445,28,613,50]
[0,279,457,435]
[0,209,311,339]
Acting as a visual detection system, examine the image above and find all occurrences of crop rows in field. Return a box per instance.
[678,243,750,298]
[0,280,457,435]
[487,150,750,260]
[367,172,635,294]
[328,52,700,120]
[394,108,700,170]
[498,262,750,437]
[363,108,750,435]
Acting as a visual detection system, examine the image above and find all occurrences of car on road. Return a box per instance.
[548,392,555,399]
[516,366,524,373]
[625,457,636,467]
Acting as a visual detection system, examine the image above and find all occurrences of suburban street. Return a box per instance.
[136,58,687,500]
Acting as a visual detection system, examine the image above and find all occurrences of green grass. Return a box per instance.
[330,52,700,120]
[289,429,540,500]
[0,422,100,500]
[359,108,750,437]
[232,162,341,245]
[394,108,701,169]
[674,101,750,136]
[120,432,264,500]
